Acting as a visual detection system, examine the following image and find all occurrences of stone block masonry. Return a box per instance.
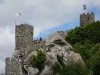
[15,24,34,55]
[5,57,23,75]
[5,24,34,75]
[80,12,95,26]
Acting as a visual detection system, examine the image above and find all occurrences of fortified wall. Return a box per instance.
[5,24,34,75]
[80,12,95,26]
[5,58,23,75]
[15,24,34,56]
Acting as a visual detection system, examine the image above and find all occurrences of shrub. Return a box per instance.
[31,49,46,71]
[52,62,90,75]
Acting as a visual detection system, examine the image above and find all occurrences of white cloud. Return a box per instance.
[0,0,100,74]
[0,27,15,74]
[0,60,5,74]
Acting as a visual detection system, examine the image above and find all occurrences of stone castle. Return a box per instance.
[5,12,95,75]
[15,24,34,56]
[5,24,66,75]
[80,12,95,26]
[5,24,34,75]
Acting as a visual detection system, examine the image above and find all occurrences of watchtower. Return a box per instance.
[15,24,34,55]
[80,12,95,26]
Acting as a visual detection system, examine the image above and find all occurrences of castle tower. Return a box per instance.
[80,12,95,26]
[15,24,34,55]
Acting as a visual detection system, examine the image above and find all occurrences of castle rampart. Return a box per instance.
[80,12,95,26]
[5,57,23,75]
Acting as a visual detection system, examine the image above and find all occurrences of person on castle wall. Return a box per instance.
[39,37,42,43]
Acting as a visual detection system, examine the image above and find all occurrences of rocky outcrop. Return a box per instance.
[44,32,70,65]
[28,67,39,75]
[39,65,52,75]
[68,51,86,66]
[39,31,85,75]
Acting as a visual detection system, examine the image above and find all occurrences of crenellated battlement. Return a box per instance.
[80,12,95,26]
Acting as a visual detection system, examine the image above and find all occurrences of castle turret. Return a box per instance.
[15,24,34,55]
[80,12,95,26]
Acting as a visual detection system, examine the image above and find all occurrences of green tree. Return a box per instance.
[65,21,100,75]
[65,21,100,44]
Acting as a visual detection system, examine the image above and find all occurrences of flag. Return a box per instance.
[15,11,23,17]
[83,5,86,10]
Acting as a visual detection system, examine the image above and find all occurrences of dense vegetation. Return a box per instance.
[52,62,90,75]
[65,21,100,75]
[66,21,100,44]
[31,49,46,72]
[53,53,90,75]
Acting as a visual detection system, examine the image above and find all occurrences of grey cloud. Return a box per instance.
[0,0,5,5]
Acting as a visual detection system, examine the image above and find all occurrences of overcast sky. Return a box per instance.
[0,0,100,74]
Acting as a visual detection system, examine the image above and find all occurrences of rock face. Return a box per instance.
[28,67,39,75]
[5,25,85,75]
[39,65,52,75]
[68,51,85,66]
[44,32,70,65]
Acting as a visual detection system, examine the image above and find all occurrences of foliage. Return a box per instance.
[52,62,62,75]
[52,62,90,75]
[65,21,100,44]
[57,53,65,66]
[72,40,94,61]
[65,21,100,75]
[87,43,100,75]
[53,53,90,75]
[31,49,46,71]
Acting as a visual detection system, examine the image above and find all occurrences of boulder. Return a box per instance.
[39,65,52,75]
[44,32,70,65]
[28,67,39,75]
[68,51,85,66]
[44,32,68,47]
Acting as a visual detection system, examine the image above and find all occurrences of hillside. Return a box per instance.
[5,22,100,75]
[5,25,89,75]
[65,21,100,75]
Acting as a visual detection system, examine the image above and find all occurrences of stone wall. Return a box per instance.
[5,58,23,75]
[15,24,34,56]
[80,12,95,26]
[57,31,66,37]
[5,24,34,75]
